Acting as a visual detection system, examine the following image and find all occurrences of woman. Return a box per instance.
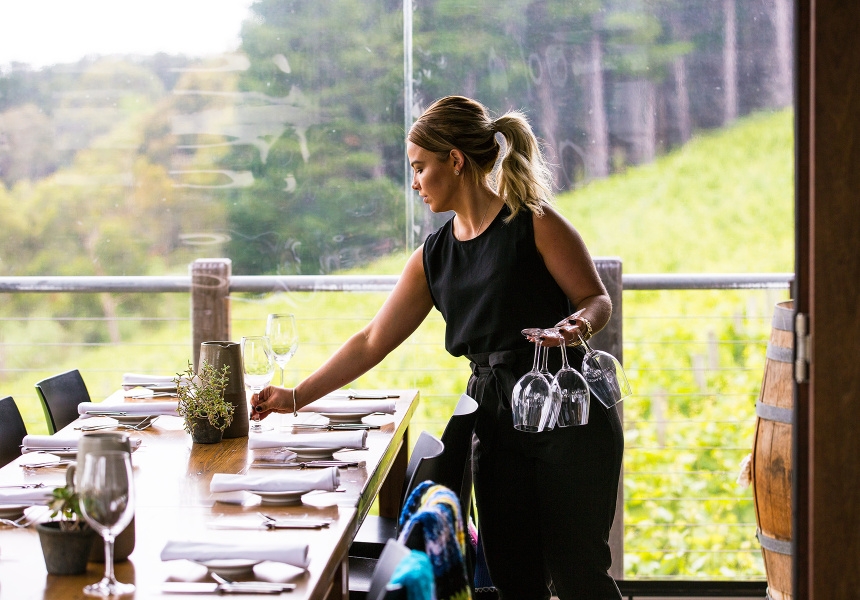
[253,95,624,600]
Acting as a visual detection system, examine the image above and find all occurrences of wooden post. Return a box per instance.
[594,257,624,581]
[190,259,232,370]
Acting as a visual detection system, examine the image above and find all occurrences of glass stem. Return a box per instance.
[559,337,570,370]
[279,365,285,386]
[531,340,542,372]
[103,534,116,583]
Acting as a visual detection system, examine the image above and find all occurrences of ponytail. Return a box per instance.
[493,112,554,220]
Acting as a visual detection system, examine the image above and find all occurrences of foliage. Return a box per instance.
[47,484,89,532]
[174,361,235,434]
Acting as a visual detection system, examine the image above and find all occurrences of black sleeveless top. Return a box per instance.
[423,204,572,357]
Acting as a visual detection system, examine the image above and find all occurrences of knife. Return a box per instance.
[290,424,380,431]
[347,394,399,399]
[251,460,362,469]
[162,582,294,594]
[208,519,331,530]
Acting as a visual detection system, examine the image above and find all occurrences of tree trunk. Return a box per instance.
[771,0,793,108]
[723,0,738,123]
[584,33,610,179]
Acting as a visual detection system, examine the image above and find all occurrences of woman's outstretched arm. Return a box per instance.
[253,246,434,417]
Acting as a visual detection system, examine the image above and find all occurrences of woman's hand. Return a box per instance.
[251,385,293,419]
[555,309,592,347]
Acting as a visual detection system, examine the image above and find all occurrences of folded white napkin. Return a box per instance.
[248,430,367,450]
[210,468,340,494]
[20,434,142,454]
[299,399,395,414]
[0,486,58,506]
[122,372,181,385]
[77,401,179,418]
[160,540,310,569]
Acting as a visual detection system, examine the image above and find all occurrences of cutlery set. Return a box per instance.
[75,416,157,432]
[251,460,363,469]
[290,423,379,431]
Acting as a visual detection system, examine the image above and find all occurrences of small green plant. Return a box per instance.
[174,360,234,434]
[47,484,88,532]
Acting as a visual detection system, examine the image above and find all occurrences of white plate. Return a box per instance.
[0,504,27,519]
[252,490,306,505]
[284,447,338,460]
[319,412,372,424]
[196,559,261,578]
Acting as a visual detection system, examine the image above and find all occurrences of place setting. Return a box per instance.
[208,467,342,506]
[0,483,56,527]
[248,428,368,465]
[296,394,398,426]
[19,432,143,459]
[160,538,309,585]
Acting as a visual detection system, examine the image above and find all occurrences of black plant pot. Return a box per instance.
[190,416,224,444]
[36,521,97,575]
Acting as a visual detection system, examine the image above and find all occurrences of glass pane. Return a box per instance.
[0,0,406,276]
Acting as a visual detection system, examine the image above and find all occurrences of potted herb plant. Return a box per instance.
[174,360,235,444]
[36,481,97,575]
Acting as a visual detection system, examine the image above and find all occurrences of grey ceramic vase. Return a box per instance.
[199,341,248,438]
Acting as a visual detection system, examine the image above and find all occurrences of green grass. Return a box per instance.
[3,108,793,580]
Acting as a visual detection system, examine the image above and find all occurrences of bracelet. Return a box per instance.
[577,315,593,340]
[292,388,298,418]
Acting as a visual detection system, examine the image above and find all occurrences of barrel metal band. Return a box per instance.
[757,530,793,555]
[756,401,793,424]
[772,303,794,331]
[766,343,793,363]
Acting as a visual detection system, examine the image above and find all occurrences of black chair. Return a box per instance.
[34,369,91,434]
[349,430,445,598]
[366,539,412,600]
[0,396,28,468]
[350,394,479,597]
[352,394,478,559]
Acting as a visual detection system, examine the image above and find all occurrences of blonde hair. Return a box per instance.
[408,96,554,219]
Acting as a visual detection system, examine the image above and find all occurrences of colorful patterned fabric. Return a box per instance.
[390,549,435,600]
[398,481,472,600]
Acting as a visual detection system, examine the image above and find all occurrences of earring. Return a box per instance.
[454,169,460,176]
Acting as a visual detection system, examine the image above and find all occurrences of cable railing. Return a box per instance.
[0,267,793,591]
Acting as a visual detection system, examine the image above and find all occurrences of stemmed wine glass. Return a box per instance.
[241,335,276,433]
[265,313,299,386]
[546,328,590,427]
[78,450,135,597]
[578,334,632,409]
[511,328,557,432]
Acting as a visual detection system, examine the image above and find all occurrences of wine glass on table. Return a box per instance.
[78,450,135,597]
[511,328,557,432]
[241,335,276,433]
[265,313,299,386]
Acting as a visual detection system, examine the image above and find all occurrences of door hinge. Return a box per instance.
[795,312,809,384]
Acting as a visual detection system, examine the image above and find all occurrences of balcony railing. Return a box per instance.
[0,261,793,595]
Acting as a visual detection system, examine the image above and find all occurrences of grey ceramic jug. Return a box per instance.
[198,341,248,438]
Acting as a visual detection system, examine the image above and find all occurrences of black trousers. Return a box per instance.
[467,349,624,600]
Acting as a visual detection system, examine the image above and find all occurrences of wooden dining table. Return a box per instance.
[0,389,419,600]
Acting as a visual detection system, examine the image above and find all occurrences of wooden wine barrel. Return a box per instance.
[751,300,794,600]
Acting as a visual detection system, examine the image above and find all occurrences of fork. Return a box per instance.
[76,416,156,432]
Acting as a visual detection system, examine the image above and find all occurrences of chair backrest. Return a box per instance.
[34,369,91,433]
[438,394,478,514]
[367,539,412,600]
[399,430,445,510]
[0,396,28,468]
